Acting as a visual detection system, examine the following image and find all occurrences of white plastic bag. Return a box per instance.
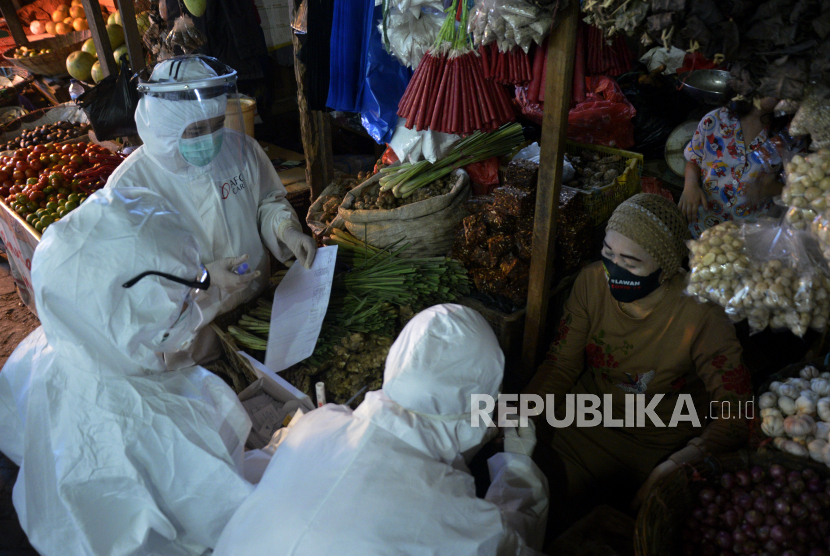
[380,3,444,69]
[389,118,459,163]
[468,0,557,53]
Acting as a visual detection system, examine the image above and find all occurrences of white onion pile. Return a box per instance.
[686,222,830,336]
[760,366,830,468]
[781,151,830,213]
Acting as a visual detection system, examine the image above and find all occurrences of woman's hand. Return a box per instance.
[679,183,706,224]
[679,161,704,223]
[631,459,678,511]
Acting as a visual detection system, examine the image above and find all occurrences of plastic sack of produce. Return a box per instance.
[379,2,443,69]
[781,150,830,213]
[567,76,637,149]
[468,0,560,53]
[77,58,140,141]
[686,220,830,336]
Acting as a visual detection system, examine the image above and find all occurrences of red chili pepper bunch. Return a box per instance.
[74,152,127,194]
[396,0,515,135]
[479,44,533,85]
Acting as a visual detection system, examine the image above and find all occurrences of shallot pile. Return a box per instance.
[681,463,830,556]
[759,366,830,468]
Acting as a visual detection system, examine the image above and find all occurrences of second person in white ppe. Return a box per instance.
[0,188,257,556]
[213,304,549,556]
[106,55,316,365]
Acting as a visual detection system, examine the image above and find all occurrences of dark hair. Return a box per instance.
[726,98,790,135]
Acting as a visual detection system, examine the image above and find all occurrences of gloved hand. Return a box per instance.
[281,225,317,269]
[205,254,260,293]
[503,419,537,457]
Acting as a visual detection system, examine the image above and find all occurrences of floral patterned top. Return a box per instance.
[525,262,750,455]
[685,107,776,239]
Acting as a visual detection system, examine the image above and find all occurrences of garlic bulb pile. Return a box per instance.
[686,222,830,336]
[686,222,749,308]
[784,206,818,231]
[780,151,830,213]
[761,367,830,467]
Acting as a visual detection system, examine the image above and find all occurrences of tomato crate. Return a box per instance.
[562,141,644,225]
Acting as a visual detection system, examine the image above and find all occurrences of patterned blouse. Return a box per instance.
[685,107,776,238]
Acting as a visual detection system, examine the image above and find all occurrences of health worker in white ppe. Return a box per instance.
[106,54,316,365]
[213,304,550,556]
[0,188,258,556]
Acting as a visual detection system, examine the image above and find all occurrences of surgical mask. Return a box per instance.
[178,128,224,167]
[158,300,204,352]
[602,256,662,303]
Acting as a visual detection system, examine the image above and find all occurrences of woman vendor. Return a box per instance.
[524,194,751,544]
[678,96,786,238]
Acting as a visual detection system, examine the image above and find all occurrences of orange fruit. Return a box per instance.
[55,22,71,35]
[72,18,88,31]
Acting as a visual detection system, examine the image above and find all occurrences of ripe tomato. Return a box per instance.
[0,171,8,183]
[12,150,25,160]
[61,144,74,155]
[32,145,47,154]
[29,159,43,172]
[24,168,37,179]
[12,170,24,181]
[1,165,13,176]
[0,187,8,197]
[14,160,27,172]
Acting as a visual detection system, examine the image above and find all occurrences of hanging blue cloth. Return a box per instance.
[359,5,413,144]
[326,0,374,112]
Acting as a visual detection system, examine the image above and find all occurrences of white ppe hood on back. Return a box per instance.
[0,188,254,556]
[213,304,548,556]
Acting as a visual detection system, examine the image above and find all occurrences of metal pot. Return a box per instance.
[677,70,732,105]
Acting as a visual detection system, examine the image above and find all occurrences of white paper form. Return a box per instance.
[265,245,338,373]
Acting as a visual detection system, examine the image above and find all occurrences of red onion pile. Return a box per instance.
[681,464,830,556]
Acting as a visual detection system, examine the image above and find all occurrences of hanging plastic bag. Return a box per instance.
[379,3,444,69]
[686,220,830,336]
[360,4,413,144]
[567,76,637,149]
[77,58,139,141]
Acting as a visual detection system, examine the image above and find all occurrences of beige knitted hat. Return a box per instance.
[606,193,691,278]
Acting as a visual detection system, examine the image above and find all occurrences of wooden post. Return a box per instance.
[292,0,334,201]
[520,3,579,377]
[115,0,145,73]
[82,0,116,78]
[0,0,29,46]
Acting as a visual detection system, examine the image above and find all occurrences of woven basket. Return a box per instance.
[634,450,830,556]
[2,30,91,77]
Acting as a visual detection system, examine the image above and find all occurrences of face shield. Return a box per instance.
[136,55,247,169]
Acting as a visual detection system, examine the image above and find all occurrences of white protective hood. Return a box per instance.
[0,188,254,556]
[213,304,549,556]
[107,64,300,338]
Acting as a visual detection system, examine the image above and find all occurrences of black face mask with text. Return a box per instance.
[601,256,662,303]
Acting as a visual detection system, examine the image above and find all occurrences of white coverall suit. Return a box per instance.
[213,304,550,556]
[105,57,308,364]
[0,188,256,556]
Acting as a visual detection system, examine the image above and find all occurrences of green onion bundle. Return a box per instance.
[378,122,524,198]
[228,230,470,363]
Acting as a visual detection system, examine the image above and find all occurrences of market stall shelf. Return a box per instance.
[2,29,91,77]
